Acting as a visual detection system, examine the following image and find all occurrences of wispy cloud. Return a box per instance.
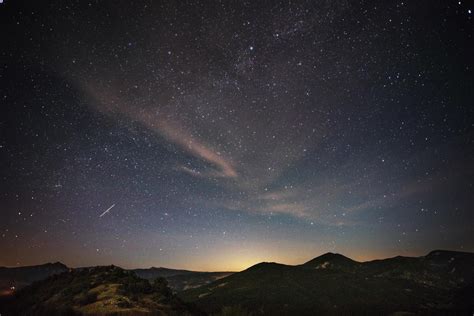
[77,58,439,226]
[77,80,460,226]
[149,117,238,178]
[82,82,238,179]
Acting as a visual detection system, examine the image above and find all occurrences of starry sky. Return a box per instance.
[1,0,473,271]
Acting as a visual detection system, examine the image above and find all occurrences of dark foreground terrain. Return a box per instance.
[0,265,203,316]
[0,250,473,315]
[0,264,233,294]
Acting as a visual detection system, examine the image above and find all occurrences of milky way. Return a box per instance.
[1,0,473,270]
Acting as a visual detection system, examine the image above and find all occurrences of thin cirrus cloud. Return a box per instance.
[146,116,238,178]
[82,81,238,180]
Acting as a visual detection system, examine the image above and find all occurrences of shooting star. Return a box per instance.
[99,204,115,218]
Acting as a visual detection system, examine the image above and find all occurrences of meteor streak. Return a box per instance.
[99,204,115,218]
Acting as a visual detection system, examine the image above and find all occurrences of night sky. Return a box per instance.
[1,0,473,271]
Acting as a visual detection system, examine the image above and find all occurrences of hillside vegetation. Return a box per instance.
[0,265,203,315]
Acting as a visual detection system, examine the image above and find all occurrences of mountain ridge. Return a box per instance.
[0,262,68,270]
[0,262,234,294]
[1,250,473,315]
[180,250,474,315]
[2,249,470,271]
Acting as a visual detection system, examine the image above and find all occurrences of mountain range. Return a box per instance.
[1,250,473,315]
[180,250,474,315]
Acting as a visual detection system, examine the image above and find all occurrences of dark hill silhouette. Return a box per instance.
[181,250,474,315]
[302,252,359,270]
[132,267,196,278]
[0,262,68,294]
[242,262,291,272]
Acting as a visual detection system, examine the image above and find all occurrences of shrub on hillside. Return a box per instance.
[74,291,97,306]
[153,277,172,296]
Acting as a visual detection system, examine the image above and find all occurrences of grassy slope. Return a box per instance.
[1,266,202,316]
